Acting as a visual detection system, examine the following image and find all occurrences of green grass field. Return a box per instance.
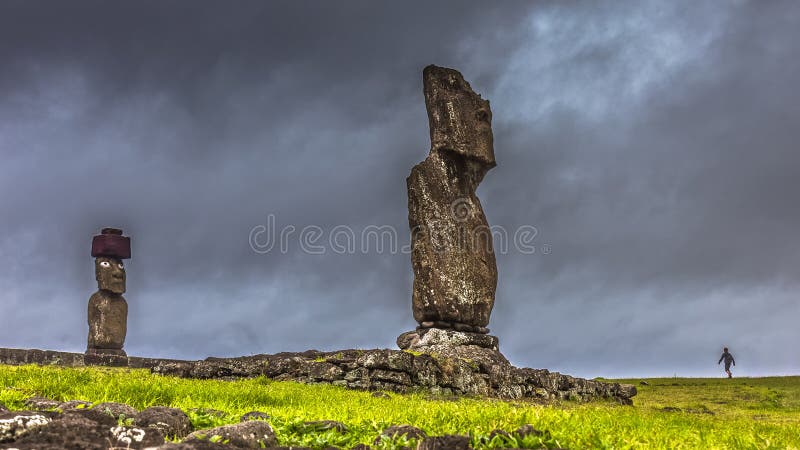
[1,365,798,449]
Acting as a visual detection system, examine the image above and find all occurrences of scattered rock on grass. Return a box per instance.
[240,411,270,422]
[0,401,7,412]
[618,384,638,399]
[417,434,472,450]
[0,411,52,442]
[9,412,104,449]
[514,424,546,438]
[189,407,227,418]
[487,429,511,441]
[57,400,92,411]
[143,442,232,450]
[301,420,348,433]
[371,391,390,399]
[660,406,682,412]
[185,420,277,448]
[63,407,118,427]
[149,443,319,450]
[374,424,427,444]
[481,425,548,446]
[109,424,166,448]
[92,401,138,420]
[685,408,715,415]
[23,396,61,410]
[135,406,193,438]
[6,408,165,450]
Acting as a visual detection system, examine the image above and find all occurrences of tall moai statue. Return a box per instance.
[86,227,130,362]
[398,65,505,364]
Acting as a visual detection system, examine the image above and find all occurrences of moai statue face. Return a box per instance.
[423,65,495,167]
[95,256,126,294]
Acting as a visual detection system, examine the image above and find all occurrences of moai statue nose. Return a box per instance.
[86,227,131,366]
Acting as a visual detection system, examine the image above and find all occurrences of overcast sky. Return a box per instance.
[1,1,798,379]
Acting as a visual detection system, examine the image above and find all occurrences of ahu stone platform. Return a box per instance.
[0,342,636,405]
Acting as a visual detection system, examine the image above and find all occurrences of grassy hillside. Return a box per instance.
[1,365,798,449]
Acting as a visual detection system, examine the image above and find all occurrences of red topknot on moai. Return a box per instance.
[86,228,130,363]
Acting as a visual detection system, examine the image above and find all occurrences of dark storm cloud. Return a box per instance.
[483,1,800,376]
[1,1,798,377]
[0,0,534,358]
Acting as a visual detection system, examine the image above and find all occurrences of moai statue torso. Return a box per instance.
[86,228,130,357]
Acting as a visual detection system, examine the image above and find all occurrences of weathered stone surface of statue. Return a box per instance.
[86,228,130,362]
[407,65,498,333]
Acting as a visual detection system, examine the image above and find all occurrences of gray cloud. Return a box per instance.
[1,0,798,378]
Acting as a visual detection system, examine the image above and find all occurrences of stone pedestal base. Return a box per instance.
[84,348,128,367]
[0,346,637,403]
[397,328,509,368]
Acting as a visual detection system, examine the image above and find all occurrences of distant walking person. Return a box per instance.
[718,347,736,378]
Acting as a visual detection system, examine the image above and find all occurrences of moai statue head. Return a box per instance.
[91,228,130,294]
[95,257,126,294]
[423,64,495,167]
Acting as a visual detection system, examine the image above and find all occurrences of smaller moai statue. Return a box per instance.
[86,227,130,361]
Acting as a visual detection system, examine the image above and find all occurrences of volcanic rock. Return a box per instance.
[144,443,233,450]
[417,434,473,450]
[5,408,165,450]
[374,424,427,445]
[135,406,193,439]
[514,424,546,438]
[300,420,348,433]
[92,401,138,420]
[397,328,508,369]
[0,411,51,442]
[57,400,92,411]
[23,396,61,410]
[407,65,497,330]
[110,424,165,448]
[185,420,277,448]
[240,411,270,422]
